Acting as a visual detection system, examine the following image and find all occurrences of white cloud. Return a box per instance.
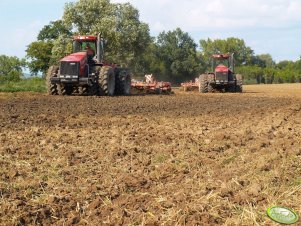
[1,0,300,62]
[205,1,224,14]
[111,0,301,61]
[111,0,301,31]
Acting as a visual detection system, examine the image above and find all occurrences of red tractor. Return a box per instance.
[46,34,131,96]
[199,53,242,93]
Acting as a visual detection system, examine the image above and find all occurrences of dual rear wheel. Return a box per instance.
[98,66,131,96]
[198,73,243,93]
[46,65,131,96]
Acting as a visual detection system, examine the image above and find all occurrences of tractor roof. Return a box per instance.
[212,54,231,59]
[73,35,97,41]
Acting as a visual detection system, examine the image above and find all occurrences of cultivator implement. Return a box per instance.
[180,78,199,91]
[131,74,172,94]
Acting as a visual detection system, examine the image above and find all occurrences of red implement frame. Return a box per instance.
[131,75,172,94]
[181,78,199,91]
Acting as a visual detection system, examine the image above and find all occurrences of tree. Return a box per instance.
[155,28,200,83]
[0,55,25,82]
[26,41,53,75]
[50,35,73,65]
[236,65,263,84]
[38,20,72,41]
[276,60,301,83]
[251,54,275,68]
[26,20,72,75]
[63,0,151,67]
[199,37,254,67]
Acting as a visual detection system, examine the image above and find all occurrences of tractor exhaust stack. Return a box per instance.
[97,33,104,63]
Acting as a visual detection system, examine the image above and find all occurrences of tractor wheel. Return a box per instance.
[98,66,115,96]
[46,66,59,95]
[79,85,98,96]
[235,74,243,93]
[199,74,208,93]
[115,69,131,95]
[72,87,79,95]
[88,84,98,96]
[208,83,214,93]
[226,84,236,93]
[78,86,89,95]
[58,84,73,95]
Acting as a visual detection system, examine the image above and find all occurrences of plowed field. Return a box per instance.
[1,84,301,225]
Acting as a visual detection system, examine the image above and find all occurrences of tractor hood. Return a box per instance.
[60,52,87,62]
[215,64,229,73]
[60,52,87,77]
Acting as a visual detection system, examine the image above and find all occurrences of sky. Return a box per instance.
[0,0,301,62]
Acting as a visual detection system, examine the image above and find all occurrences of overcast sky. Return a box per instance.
[1,0,301,62]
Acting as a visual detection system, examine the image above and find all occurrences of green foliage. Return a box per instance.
[277,60,291,70]
[0,77,46,92]
[273,59,301,83]
[200,37,254,67]
[237,60,301,84]
[50,35,73,65]
[26,20,72,75]
[0,55,25,82]
[26,41,53,75]
[236,65,263,84]
[38,20,72,41]
[275,68,300,83]
[63,0,151,66]
[253,54,275,68]
[154,28,200,83]
[22,0,301,85]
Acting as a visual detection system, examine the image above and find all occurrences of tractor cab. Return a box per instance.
[210,53,235,84]
[198,52,242,93]
[72,34,104,64]
[72,35,97,65]
[212,53,234,73]
[73,36,96,54]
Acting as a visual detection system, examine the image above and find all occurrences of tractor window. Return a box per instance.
[213,58,231,68]
[73,41,96,54]
[81,42,96,52]
[73,41,81,53]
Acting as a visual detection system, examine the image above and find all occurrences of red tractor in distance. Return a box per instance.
[199,53,242,93]
[46,34,131,96]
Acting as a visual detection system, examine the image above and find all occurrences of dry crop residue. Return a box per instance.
[1,84,301,225]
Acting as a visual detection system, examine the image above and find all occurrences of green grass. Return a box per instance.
[0,77,46,93]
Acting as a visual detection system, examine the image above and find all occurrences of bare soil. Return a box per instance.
[1,84,301,225]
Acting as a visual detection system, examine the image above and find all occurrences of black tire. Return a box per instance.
[199,74,208,93]
[58,84,73,95]
[235,74,243,93]
[46,66,59,95]
[98,66,115,96]
[226,84,236,93]
[115,69,131,95]
[208,83,214,93]
[72,87,79,95]
[88,84,98,96]
[78,86,89,96]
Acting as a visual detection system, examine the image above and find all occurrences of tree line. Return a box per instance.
[1,0,300,85]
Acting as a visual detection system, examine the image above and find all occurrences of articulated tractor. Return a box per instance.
[46,34,131,96]
[199,53,242,93]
